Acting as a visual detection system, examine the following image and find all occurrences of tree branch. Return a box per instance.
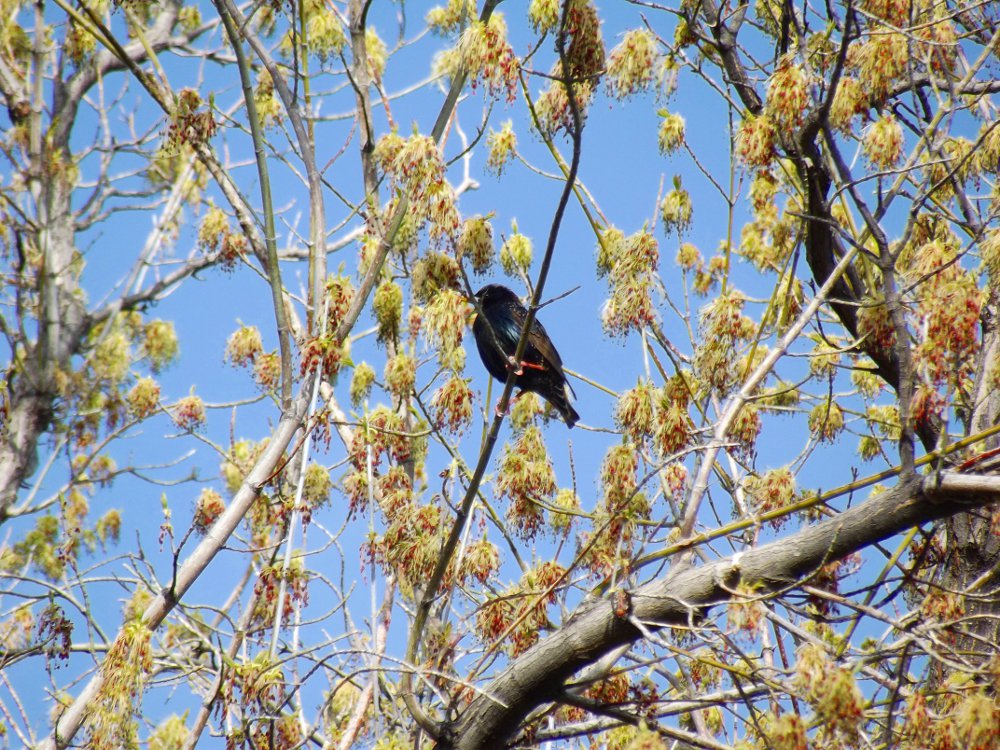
[447,471,1000,748]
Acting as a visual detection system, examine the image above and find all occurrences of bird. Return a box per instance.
[471,284,580,428]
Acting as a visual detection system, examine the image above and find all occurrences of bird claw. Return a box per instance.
[494,398,510,417]
[494,392,523,418]
[505,355,546,375]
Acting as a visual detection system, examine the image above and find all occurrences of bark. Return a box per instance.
[0,0,194,519]
[443,472,1000,749]
[937,296,1000,662]
[0,175,86,519]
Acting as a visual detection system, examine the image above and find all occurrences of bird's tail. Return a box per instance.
[544,383,580,428]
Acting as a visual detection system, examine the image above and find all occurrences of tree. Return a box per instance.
[1,0,999,748]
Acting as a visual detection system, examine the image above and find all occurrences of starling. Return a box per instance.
[472,284,580,428]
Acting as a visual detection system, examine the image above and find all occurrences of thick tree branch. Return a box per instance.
[446,471,1000,749]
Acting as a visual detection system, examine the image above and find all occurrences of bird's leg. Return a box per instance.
[494,390,524,417]
[505,355,546,375]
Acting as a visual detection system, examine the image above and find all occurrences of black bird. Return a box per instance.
[472,284,580,428]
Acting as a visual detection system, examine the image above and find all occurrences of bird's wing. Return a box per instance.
[527,317,564,370]
[502,299,569,373]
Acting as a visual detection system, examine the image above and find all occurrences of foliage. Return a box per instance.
[1,1,999,749]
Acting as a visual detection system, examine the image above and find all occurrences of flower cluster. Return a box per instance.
[795,643,864,742]
[253,69,282,129]
[496,425,557,538]
[907,236,982,389]
[656,375,694,455]
[430,375,474,434]
[64,19,95,66]
[325,274,355,330]
[486,120,517,175]
[535,63,595,137]
[581,444,651,577]
[829,77,868,132]
[597,227,659,337]
[350,362,375,407]
[765,59,810,130]
[384,352,416,399]
[863,113,904,170]
[500,221,533,276]
[727,582,766,637]
[743,467,796,529]
[127,377,160,420]
[371,501,445,591]
[253,352,280,392]
[856,294,896,351]
[300,333,350,380]
[694,289,755,395]
[165,89,216,151]
[225,325,263,368]
[412,250,460,303]
[135,324,173,378]
[660,178,692,234]
[902,690,1000,750]
[736,114,777,168]
[477,561,565,656]
[863,0,910,25]
[193,488,226,534]
[614,379,657,444]
[349,406,415,469]
[197,205,248,271]
[373,280,403,343]
[365,27,387,80]
[299,0,346,61]
[88,620,153,750]
[605,29,658,100]
[423,288,468,364]
[846,30,908,102]
[374,132,460,242]
[528,0,559,32]
[564,0,605,81]
[657,110,685,155]
[250,559,310,632]
[458,14,518,101]
[426,0,477,35]
[458,215,496,272]
[808,398,845,443]
[173,392,206,431]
